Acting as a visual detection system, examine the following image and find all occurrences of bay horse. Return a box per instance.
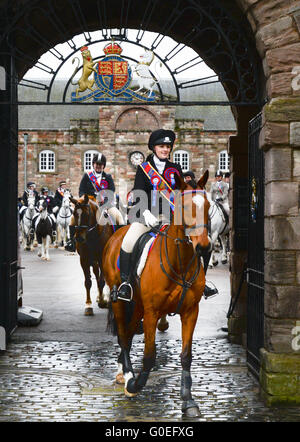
[70,194,124,316]
[56,190,73,248]
[103,170,211,417]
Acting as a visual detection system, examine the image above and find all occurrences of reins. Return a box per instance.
[151,189,209,315]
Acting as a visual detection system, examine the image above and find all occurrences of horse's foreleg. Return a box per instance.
[81,261,93,315]
[220,235,228,264]
[45,236,50,260]
[180,306,200,417]
[125,312,158,397]
[92,262,107,309]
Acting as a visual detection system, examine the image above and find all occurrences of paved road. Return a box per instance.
[0,246,299,423]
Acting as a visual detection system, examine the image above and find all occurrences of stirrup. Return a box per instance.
[117,282,133,302]
[203,282,219,300]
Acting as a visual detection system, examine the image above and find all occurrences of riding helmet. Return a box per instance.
[183,171,195,179]
[148,129,176,151]
[41,187,49,193]
[215,170,223,177]
[27,181,34,188]
[59,180,66,186]
[92,153,106,168]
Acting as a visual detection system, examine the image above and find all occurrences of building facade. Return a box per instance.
[18,103,235,199]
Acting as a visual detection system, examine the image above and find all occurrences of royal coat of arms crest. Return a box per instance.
[71,43,157,103]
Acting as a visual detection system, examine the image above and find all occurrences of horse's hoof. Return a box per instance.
[158,320,169,332]
[84,307,94,316]
[116,373,125,384]
[124,387,138,398]
[221,259,228,265]
[213,261,218,267]
[97,300,108,309]
[208,264,213,269]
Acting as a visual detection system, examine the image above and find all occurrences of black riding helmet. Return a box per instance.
[93,153,106,168]
[148,129,176,152]
[41,187,49,193]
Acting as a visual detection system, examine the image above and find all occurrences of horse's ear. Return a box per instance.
[197,170,209,189]
[70,197,78,206]
[175,173,186,191]
[83,194,89,205]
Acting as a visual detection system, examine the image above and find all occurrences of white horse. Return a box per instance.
[20,195,37,251]
[56,191,73,248]
[208,199,229,268]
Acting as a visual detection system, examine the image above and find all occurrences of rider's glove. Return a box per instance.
[143,209,159,228]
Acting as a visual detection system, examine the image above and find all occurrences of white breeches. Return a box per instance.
[121,222,151,253]
[107,206,124,225]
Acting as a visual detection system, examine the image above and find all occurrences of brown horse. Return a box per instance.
[70,194,124,316]
[103,170,211,417]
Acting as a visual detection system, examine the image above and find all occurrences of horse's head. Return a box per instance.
[70,194,98,244]
[174,170,211,255]
[62,191,71,208]
[27,196,36,210]
[37,198,47,212]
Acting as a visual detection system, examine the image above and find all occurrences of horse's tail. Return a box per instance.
[106,299,136,336]
[106,302,117,335]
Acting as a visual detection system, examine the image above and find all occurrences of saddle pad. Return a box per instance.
[116,224,168,276]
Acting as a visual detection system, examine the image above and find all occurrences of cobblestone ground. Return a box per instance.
[0,338,299,422]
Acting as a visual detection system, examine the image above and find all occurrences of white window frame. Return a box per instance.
[84,150,100,172]
[39,149,55,172]
[218,150,230,173]
[173,149,189,172]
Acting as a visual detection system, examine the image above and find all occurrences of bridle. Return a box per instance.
[152,189,210,315]
[74,201,109,243]
[180,189,210,239]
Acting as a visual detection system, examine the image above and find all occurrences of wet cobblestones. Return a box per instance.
[0,338,299,422]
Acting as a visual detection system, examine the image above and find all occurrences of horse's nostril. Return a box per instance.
[196,243,210,255]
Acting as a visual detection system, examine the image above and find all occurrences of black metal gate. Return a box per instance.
[0,47,19,346]
[247,112,264,378]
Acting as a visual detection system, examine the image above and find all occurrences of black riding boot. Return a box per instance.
[203,284,219,299]
[52,222,57,243]
[65,225,76,252]
[117,249,133,302]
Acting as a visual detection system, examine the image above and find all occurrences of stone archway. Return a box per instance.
[1,0,300,405]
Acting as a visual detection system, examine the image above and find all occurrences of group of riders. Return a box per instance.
[18,128,230,302]
[19,180,71,241]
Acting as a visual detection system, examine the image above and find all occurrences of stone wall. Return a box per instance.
[236,0,300,405]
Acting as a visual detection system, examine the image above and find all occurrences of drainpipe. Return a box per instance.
[23,133,28,191]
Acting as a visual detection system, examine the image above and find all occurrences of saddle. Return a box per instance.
[215,201,229,227]
[117,225,167,278]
